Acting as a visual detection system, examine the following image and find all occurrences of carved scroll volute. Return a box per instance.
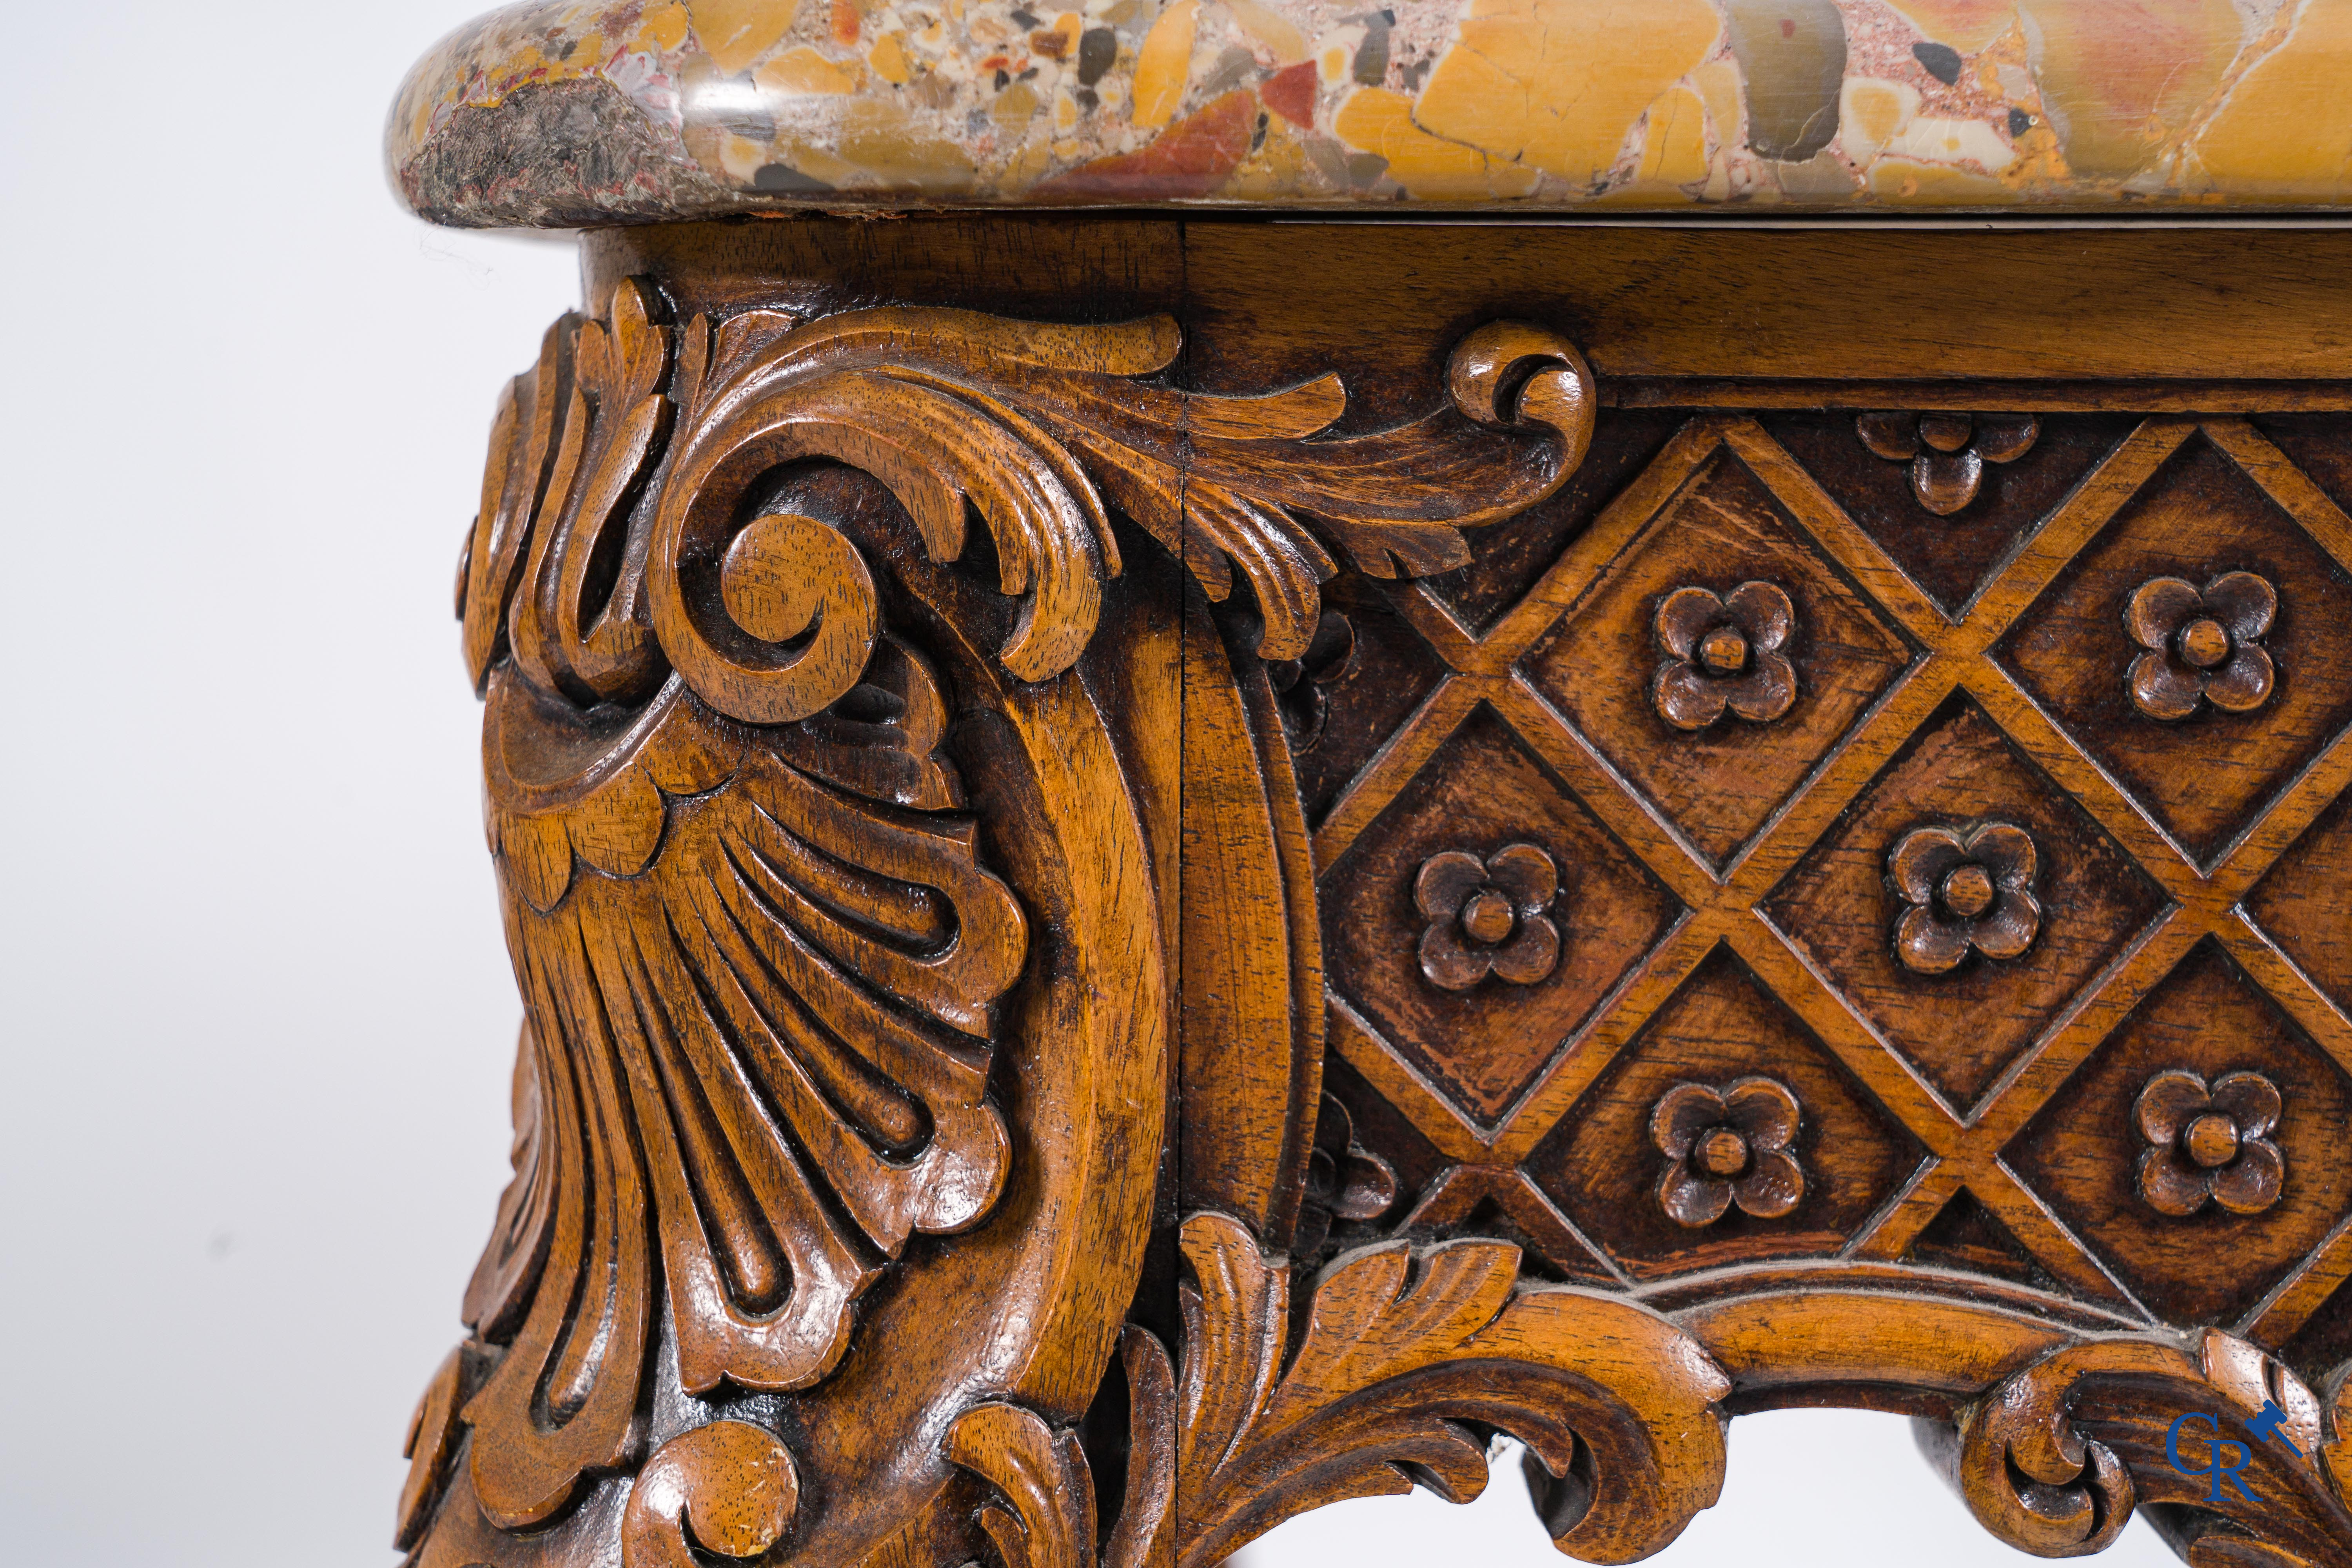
[640,304,1162,718]
[1922,1330,2352,1564]
[421,284,1182,1564]
[1448,321,1598,460]
[1171,320,1595,660]
[621,1423,799,1568]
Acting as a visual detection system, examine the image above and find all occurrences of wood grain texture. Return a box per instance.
[1163,1213,1728,1567]
[1524,946,1921,1279]
[1999,430,2352,864]
[1177,591,1321,1245]
[403,222,1643,1567]
[1763,411,2136,618]
[1175,226,2352,390]
[1763,696,2170,1113]
[1920,1331,2352,1562]
[397,218,2352,1567]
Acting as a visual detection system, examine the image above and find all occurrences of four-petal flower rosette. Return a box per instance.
[2134,1068,2286,1217]
[1389,475,2308,1260]
[1887,820,2042,975]
[2125,570,2278,722]
[1856,409,2039,514]
[1650,1078,1806,1227]
[1651,581,1799,731]
[1413,842,1563,991]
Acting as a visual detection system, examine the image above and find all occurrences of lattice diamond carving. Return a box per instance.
[1999,430,2352,864]
[2009,941,2352,1327]
[1319,704,1682,1128]
[1522,446,1913,870]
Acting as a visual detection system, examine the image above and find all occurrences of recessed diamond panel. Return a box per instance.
[1765,412,2135,617]
[2257,414,2352,517]
[1315,1051,1449,1225]
[2008,940,2352,1327]
[1904,1190,2049,1289]
[1998,431,2352,863]
[1286,573,1450,830]
[1764,695,2169,1114]
[1526,945,1921,1280]
[2248,789,2352,1016]
[1522,447,1912,869]
[1321,704,1682,1128]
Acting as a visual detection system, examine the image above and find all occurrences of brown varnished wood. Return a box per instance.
[1521,446,1914,868]
[399,218,2352,1567]
[1760,695,2171,1113]
[1763,411,2138,617]
[1162,1213,1727,1566]
[1523,946,1922,1280]
[1320,704,1682,1128]
[1998,427,2352,864]
[2008,940,2352,1328]
[1175,225,2352,393]
[1175,590,1321,1246]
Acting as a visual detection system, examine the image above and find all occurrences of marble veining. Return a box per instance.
[389,0,2352,224]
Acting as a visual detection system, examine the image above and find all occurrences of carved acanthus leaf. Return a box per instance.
[463,285,1593,722]
[939,1327,1176,1568]
[937,1216,1726,1568]
[1165,1212,1728,1567]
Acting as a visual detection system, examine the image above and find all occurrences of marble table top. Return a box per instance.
[390,0,2352,226]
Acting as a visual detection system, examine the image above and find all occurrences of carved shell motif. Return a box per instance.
[436,280,1596,1535]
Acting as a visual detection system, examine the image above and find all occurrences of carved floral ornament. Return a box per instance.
[1650,1078,1806,1227]
[1414,842,1563,990]
[2126,570,2278,722]
[1295,1092,1399,1256]
[2135,1068,2286,1217]
[1888,820,2042,975]
[406,274,1606,1559]
[1267,610,1356,750]
[1856,410,2039,514]
[1651,581,1798,731]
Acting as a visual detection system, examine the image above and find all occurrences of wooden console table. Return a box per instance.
[388,4,2352,1562]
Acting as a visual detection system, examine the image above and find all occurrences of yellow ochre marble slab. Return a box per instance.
[389,0,2352,225]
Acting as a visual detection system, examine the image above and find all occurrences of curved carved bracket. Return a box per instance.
[404,263,2352,1568]
[939,1215,1728,1568]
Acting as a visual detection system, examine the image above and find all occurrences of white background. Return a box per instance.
[0,2,2178,1563]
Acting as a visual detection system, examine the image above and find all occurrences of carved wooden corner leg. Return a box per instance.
[401,269,1185,1568]
[388,219,2352,1568]
[390,218,1641,1567]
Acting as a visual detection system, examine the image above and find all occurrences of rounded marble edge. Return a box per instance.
[388,0,2352,229]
